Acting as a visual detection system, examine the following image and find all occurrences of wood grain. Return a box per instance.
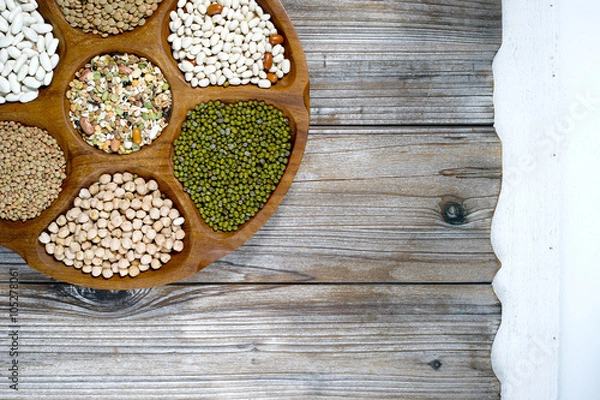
[0,0,502,397]
[0,283,500,399]
[282,0,502,125]
[2,126,501,283]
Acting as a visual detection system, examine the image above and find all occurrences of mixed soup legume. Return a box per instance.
[67,53,172,154]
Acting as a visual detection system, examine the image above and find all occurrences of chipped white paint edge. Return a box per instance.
[491,0,560,399]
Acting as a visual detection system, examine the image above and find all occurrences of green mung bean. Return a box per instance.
[173,101,292,232]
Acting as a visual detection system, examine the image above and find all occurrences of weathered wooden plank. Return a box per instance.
[200,126,501,283]
[2,126,500,284]
[0,283,500,399]
[0,1,502,398]
[281,0,502,125]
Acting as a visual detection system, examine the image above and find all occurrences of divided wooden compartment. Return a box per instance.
[0,0,310,289]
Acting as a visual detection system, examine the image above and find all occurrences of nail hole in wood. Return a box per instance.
[428,359,443,370]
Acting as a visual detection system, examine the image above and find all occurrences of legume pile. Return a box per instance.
[168,0,291,89]
[67,53,172,154]
[0,0,60,104]
[56,0,161,37]
[38,172,186,279]
[0,121,66,221]
[173,100,291,232]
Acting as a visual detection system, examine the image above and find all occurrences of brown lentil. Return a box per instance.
[56,0,162,37]
[38,172,185,279]
[0,121,67,222]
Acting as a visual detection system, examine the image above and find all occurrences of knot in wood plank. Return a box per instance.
[53,284,151,316]
[442,201,467,225]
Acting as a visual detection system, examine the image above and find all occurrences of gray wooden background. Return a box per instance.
[0,0,502,398]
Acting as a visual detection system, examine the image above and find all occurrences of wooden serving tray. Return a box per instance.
[0,0,310,289]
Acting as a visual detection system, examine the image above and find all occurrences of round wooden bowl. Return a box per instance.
[0,0,309,289]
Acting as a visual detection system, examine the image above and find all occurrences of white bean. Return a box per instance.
[21,47,35,57]
[34,64,44,80]
[181,36,193,48]
[14,53,27,73]
[240,20,249,35]
[0,16,9,32]
[43,69,52,86]
[31,10,44,25]
[180,60,194,72]
[22,26,36,42]
[6,45,20,59]
[248,17,260,29]
[10,12,23,34]
[8,73,19,93]
[49,53,58,69]
[21,3,37,13]
[22,75,40,89]
[258,78,271,89]
[4,92,17,101]
[251,32,263,42]
[31,23,52,34]
[27,54,38,75]
[18,89,36,102]
[39,51,51,71]
[0,76,9,92]
[0,35,12,48]
[46,37,58,55]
